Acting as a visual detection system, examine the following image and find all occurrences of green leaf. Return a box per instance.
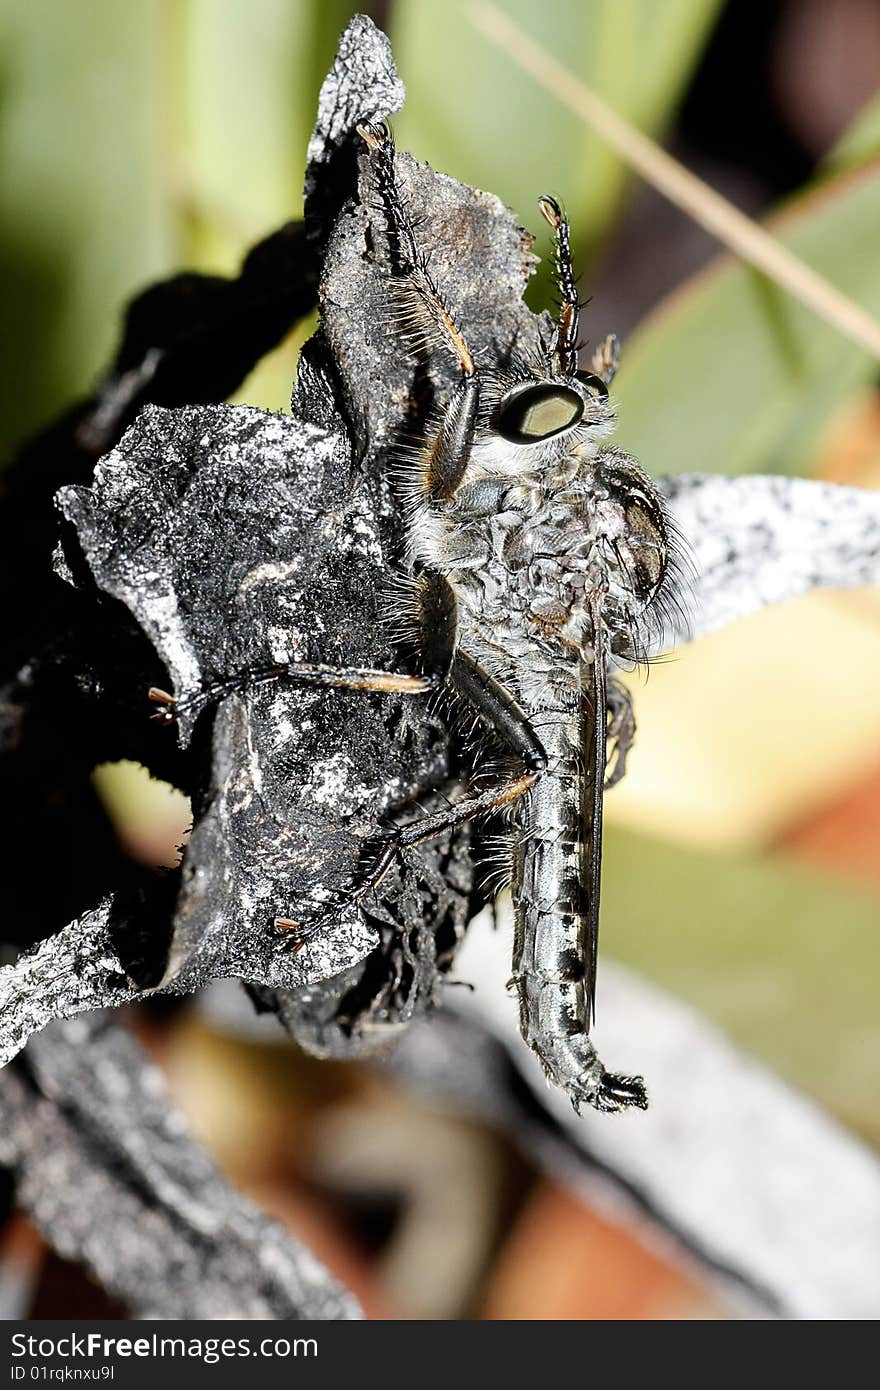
[0,1,356,451]
[390,0,723,299]
[0,1,171,456]
[175,0,355,272]
[603,826,880,1140]
[613,162,880,479]
[175,0,354,410]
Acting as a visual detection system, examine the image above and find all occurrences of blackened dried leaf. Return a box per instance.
[0,902,131,1069]
[0,13,481,1068]
[304,12,406,250]
[58,396,461,992]
[0,1014,360,1319]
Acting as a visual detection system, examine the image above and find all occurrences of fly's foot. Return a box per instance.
[148,687,179,724]
[148,686,206,725]
[272,916,308,955]
[272,887,365,955]
[272,905,343,955]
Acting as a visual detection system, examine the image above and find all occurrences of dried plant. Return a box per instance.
[2,16,879,1318]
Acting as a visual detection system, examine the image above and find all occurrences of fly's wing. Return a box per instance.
[581,611,608,1026]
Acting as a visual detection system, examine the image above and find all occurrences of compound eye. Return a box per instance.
[574,370,609,399]
[494,384,584,443]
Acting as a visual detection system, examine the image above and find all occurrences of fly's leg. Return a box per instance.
[278,757,541,953]
[276,650,547,951]
[604,677,636,789]
[148,661,439,725]
[358,122,480,502]
[541,196,618,384]
[276,578,548,951]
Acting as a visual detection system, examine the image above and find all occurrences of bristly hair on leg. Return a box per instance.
[358,122,475,376]
[476,830,517,897]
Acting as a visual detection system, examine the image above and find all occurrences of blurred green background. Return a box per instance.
[2,0,879,1154]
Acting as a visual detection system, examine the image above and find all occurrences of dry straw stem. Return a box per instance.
[469,0,880,360]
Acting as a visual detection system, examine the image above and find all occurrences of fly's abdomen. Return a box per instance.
[510,707,646,1113]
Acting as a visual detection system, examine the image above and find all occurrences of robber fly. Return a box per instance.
[152,123,686,1113]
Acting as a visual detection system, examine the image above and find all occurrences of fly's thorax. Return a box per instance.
[410,444,672,671]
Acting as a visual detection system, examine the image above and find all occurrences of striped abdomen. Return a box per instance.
[510,689,646,1113]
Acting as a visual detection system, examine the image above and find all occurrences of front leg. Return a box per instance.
[420,375,480,501]
[359,122,480,503]
[148,660,439,725]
